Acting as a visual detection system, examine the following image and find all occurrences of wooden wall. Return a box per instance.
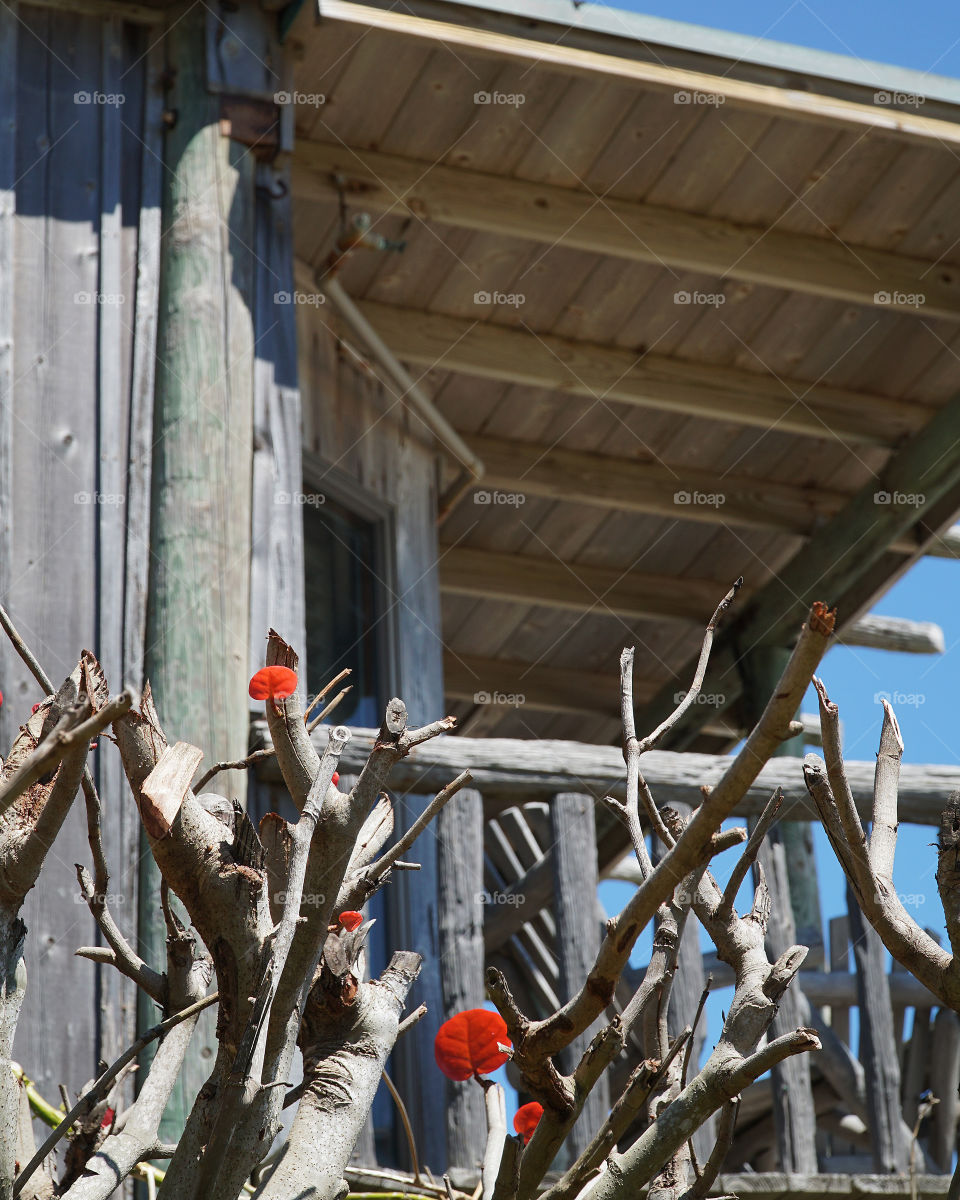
[297,307,449,1169]
[0,0,163,1106]
[0,0,302,1147]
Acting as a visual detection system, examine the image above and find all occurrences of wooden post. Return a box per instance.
[743,646,819,1173]
[437,787,487,1182]
[928,1008,960,1170]
[550,793,610,1157]
[846,880,910,1172]
[139,0,256,1139]
[652,803,714,1164]
[753,837,819,1173]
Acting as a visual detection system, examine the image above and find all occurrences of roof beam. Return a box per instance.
[439,546,945,653]
[317,1,960,149]
[355,299,931,447]
[296,141,960,317]
[443,651,639,715]
[462,433,885,540]
[632,392,960,748]
[453,435,938,554]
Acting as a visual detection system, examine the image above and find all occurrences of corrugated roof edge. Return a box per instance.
[321,0,960,116]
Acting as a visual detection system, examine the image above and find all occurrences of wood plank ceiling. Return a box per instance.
[288,1,960,751]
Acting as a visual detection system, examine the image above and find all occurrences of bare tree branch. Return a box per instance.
[13,992,218,1197]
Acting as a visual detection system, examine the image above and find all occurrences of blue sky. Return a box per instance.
[602,0,960,81]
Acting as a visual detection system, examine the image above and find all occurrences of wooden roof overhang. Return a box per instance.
[287,0,960,752]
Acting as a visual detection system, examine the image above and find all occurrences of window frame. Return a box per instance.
[300,450,400,720]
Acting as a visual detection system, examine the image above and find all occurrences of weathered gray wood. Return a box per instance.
[847,881,910,1173]
[928,1008,960,1170]
[632,954,940,1009]
[382,439,448,1173]
[95,14,138,1094]
[9,4,102,1110]
[828,915,851,1047]
[754,836,819,1173]
[840,615,944,655]
[249,160,306,677]
[550,792,610,1158]
[828,914,855,1156]
[653,802,714,1165]
[437,787,486,1180]
[140,0,256,1139]
[252,721,959,827]
[902,1008,932,1131]
[0,0,14,761]
[122,34,163,697]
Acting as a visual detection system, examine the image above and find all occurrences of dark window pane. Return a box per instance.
[303,492,383,727]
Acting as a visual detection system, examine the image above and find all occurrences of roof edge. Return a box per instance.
[319,0,960,117]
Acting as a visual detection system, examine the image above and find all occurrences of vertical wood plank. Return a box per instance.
[847,880,909,1172]
[95,11,134,1082]
[828,913,854,1156]
[122,35,164,697]
[828,914,851,1048]
[0,0,14,761]
[744,645,819,1174]
[249,161,305,676]
[653,802,714,1165]
[550,792,609,1158]
[0,1,17,1183]
[754,835,819,1173]
[437,786,486,1180]
[928,1008,960,1170]
[10,4,102,1104]
[385,435,448,1172]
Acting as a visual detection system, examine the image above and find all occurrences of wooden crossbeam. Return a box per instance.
[251,720,960,827]
[452,434,944,549]
[466,433,848,536]
[439,546,944,653]
[442,651,639,715]
[295,141,960,317]
[355,299,931,447]
[632,392,960,747]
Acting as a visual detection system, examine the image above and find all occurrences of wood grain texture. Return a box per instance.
[253,719,960,828]
[437,787,487,1178]
[549,792,610,1157]
[296,140,960,316]
[8,3,102,1108]
[140,0,256,1138]
[753,837,818,1173]
[846,881,909,1173]
[250,161,306,676]
[354,298,931,446]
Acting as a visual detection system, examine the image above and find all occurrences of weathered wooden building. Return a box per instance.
[3,0,960,1187]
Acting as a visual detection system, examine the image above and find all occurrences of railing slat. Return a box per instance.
[847,881,910,1172]
[550,792,610,1156]
[438,786,487,1178]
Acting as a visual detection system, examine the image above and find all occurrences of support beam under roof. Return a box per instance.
[296,141,960,317]
[438,546,945,653]
[631,392,960,749]
[457,433,928,546]
[353,299,932,447]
